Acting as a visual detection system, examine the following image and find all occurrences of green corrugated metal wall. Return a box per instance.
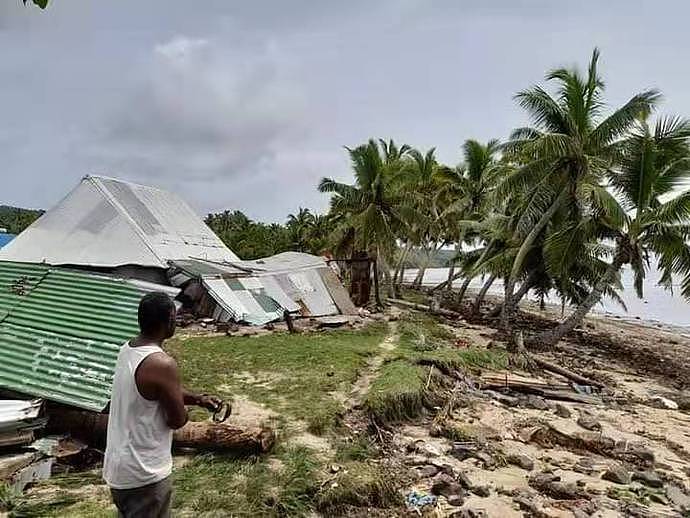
[0,261,143,411]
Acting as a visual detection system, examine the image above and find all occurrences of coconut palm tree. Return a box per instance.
[498,48,660,328]
[319,139,410,297]
[287,207,316,252]
[431,139,503,294]
[534,115,690,346]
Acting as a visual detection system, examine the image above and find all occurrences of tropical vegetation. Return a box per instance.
[8,49,689,348]
[313,48,690,347]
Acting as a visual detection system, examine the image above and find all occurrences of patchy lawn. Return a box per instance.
[168,322,389,434]
[11,314,509,517]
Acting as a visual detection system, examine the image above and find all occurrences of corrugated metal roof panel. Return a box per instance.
[0,261,157,411]
[0,399,42,431]
[202,277,284,326]
[235,251,326,273]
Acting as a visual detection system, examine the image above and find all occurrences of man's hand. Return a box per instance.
[196,394,223,412]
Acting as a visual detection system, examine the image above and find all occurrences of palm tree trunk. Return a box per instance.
[492,270,538,318]
[501,187,568,328]
[472,274,497,314]
[430,270,462,292]
[376,247,395,299]
[456,276,472,301]
[412,266,426,288]
[393,241,412,287]
[533,256,624,348]
[444,237,464,292]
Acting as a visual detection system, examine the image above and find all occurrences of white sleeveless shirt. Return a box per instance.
[103,342,173,489]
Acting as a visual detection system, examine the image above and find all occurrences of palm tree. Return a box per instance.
[499,48,660,328]
[431,139,503,294]
[535,115,690,346]
[396,147,448,289]
[319,139,409,298]
[287,207,316,252]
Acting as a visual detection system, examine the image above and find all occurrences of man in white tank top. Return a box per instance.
[103,292,221,518]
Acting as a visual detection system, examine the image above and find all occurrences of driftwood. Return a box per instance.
[48,410,275,454]
[480,372,601,404]
[386,297,461,318]
[531,357,605,389]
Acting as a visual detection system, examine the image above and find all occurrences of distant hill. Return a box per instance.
[402,248,457,268]
[0,205,44,234]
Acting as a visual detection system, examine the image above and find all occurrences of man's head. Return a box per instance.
[138,292,176,340]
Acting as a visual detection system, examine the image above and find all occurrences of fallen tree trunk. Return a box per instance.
[48,409,275,454]
[531,357,605,389]
[386,297,461,319]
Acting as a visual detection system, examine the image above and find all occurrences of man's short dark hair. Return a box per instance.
[138,292,175,335]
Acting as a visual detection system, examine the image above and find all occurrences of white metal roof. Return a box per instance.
[0,175,239,268]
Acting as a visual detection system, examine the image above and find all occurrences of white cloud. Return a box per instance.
[154,36,209,63]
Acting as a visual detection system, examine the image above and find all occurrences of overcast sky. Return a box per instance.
[2,1,689,223]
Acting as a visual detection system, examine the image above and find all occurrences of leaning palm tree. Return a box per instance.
[498,48,660,328]
[534,115,690,346]
[319,139,409,298]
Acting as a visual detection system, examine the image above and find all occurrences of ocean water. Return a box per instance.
[402,267,690,329]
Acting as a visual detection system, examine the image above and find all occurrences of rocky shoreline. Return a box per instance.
[389,292,690,516]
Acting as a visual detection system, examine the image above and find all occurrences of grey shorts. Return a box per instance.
[110,476,172,518]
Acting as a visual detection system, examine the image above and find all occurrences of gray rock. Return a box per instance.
[417,465,440,478]
[577,413,601,431]
[450,443,476,460]
[447,494,465,507]
[602,464,631,485]
[523,394,550,410]
[632,470,663,488]
[648,396,679,410]
[450,508,485,518]
[506,453,535,471]
[666,484,690,511]
[555,403,572,418]
[456,471,473,489]
[431,473,465,499]
[474,451,495,468]
[472,485,491,497]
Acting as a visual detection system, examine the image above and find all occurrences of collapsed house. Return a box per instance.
[0,175,356,325]
[0,175,353,484]
[0,175,358,410]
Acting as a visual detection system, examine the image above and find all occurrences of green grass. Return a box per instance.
[365,359,433,423]
[316,461,402,514]
[334,435,378,462]
[398,313,507,372]
[364,313,505,424]
[168,322,388,434]
[5,475,115,518]
[173,445,320,517]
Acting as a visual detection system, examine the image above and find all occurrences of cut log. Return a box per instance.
[47,409,275,455]
[386,297,461,319]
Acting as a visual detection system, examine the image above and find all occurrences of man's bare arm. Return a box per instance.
[136,353,188,429]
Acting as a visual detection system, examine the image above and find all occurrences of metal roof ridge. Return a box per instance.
[87,176,165,268]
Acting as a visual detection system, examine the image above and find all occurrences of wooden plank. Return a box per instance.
[318,267,358,315]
